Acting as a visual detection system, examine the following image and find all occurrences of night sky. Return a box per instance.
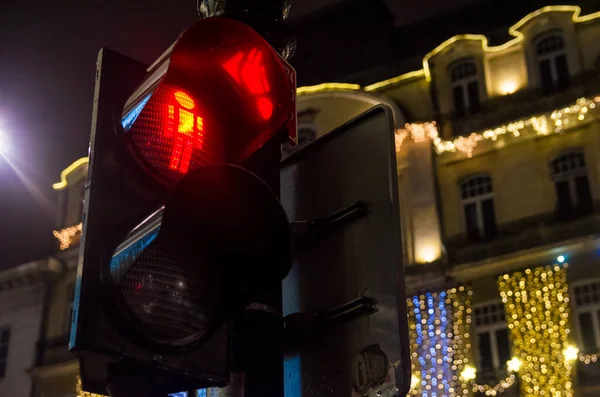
[0,0,479,269]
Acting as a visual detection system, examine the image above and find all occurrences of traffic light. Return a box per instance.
[70,15,296,396]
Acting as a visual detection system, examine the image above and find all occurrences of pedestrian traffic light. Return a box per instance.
[69,14,296,396]
[120,16,296,185]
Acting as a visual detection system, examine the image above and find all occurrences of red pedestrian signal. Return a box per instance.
[121,17,296,185]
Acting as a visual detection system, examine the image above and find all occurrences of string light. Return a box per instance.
[471,374,516,396]
[499,264,573,397]
[507,357,522,373]
[579,352,600,364]
[52,157,89,190]
[563,344,579,362]
[53,223,83,250]
[296,82,361,95]
[395,130,408,152]
[460,365,477,381]
[391,96,600,158]
[407,287,472,397]
[410,374,420,391]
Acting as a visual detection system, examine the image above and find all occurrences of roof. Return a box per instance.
[291,0,600,85]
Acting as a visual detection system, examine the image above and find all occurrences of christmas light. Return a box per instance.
[563,344,579,362]
[557,255,566,264]
[411,374,420,390]
[52,157,89,190]
[471,374,516,396]
[460,365,477,381]
[499,265,573,397]
[391,96,600,157]
[407,287,472,397]
[296,82,361,96]
[579,352,600,364]
[53,223,83,250]
[507,357,522,373]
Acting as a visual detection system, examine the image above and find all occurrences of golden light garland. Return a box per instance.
[578,351,599,364]
[499,264,573,397]
[53,223,83,250]
[471,374,516,396]
[392,96,600,158]
[407,286,472,397]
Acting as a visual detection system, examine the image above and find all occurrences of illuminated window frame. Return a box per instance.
[572,277,600,354]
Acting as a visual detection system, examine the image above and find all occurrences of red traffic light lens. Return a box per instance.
[126,85,210,178]
[121,17,296,185]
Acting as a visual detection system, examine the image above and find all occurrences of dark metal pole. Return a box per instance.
[197,3,295,397]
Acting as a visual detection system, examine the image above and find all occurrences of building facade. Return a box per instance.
[0,257,62,397]
[30,159,87,397]
[294,5,600,397]
[36,4,600,397]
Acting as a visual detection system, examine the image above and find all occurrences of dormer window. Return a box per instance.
[449,58,481,117]
[535,32,570,94]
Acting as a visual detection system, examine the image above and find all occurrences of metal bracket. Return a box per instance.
[284,296,378,349]
[289,201,368,248]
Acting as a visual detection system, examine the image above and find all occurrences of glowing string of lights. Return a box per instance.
[394,96,600,157]
[498,264,573,397]
[407,287,472,397]
[53,223,83,250]
[471,374,516,396]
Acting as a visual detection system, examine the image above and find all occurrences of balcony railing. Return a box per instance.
[440,70,600,138]
[35,334,75,367]
[445,208,600,265]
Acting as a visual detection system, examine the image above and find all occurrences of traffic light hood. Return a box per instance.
[121,17,297,186]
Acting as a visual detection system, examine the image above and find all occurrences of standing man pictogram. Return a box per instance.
[165,90,204,173]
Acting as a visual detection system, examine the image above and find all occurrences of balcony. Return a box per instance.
[445,208,600,265]
[440,70,600,138]
[35,334,75,367]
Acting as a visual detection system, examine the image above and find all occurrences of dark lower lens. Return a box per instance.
[119,242,221,346]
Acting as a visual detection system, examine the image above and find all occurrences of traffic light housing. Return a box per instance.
[70,16,295,395]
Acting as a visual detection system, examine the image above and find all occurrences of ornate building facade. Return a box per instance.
[36,4,600,397]
[293,5,600,397]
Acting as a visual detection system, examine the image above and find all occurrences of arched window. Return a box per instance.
[449,58,481,117]
[460,174,496,240]
[535,32,570,93]
[550,150,593,218]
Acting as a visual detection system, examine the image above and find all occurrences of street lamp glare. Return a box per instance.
[0,130,10,156]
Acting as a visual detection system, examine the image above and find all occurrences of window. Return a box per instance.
[0,327,10,378]
[460,175,497,241]
[535,32,570,94]
[550,151,593,219]
[474,302,510,373]
[574,280,600,354]
[449,58,481,117]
